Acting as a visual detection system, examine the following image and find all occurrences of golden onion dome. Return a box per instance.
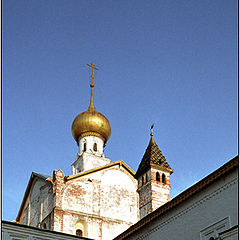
[72,76,111,144]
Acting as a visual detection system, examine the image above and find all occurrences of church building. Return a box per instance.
[15,63,173,240]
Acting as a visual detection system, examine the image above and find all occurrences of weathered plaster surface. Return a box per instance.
[138,169,171,219]
[53,164,139,240]
[150,169,171,212]
[18,159,173,239]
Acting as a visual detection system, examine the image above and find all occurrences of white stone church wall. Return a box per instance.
[19,178,53,229]
[21,198,30,225]
[72,152,111,174]
[100,169,138,223]
[59,165,139,240]
[62,180,95,214]
[81,153,111,173]
[41,182,54,222]
[102,220,132,240]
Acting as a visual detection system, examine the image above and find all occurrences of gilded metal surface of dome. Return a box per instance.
[72,63,111,143]
[72,106,111,143]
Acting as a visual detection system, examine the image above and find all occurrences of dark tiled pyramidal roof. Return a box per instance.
[135,136,173,178]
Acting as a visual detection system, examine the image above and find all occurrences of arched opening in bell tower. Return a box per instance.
[162,173,166,183]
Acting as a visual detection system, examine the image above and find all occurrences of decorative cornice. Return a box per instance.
[79,132,105,142]
[55,207,135,226]
[114,156,238,240]
[150,163,174,173]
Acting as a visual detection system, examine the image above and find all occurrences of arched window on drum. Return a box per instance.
[83,142,87,152]
[93,142,97,151]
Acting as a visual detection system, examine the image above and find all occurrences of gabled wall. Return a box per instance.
[19,177,54,229]
[53,164,139,240]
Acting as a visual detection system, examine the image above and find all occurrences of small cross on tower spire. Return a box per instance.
[150,124,154,136]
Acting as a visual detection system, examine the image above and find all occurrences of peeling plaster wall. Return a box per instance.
[150,169,171,212]
[100,169,138,223]
[138,169,171,219]
[54,165,139,240]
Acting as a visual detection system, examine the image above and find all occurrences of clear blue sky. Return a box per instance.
[2,0,238,221]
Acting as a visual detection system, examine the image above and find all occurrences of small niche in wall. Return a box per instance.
[75,220,86,237]
[76,229,83,237]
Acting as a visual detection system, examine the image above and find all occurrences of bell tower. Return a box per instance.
[135,126,173,219]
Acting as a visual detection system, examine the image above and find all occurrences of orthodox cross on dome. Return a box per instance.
[87,62,99,88]
[86,62,98,112]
